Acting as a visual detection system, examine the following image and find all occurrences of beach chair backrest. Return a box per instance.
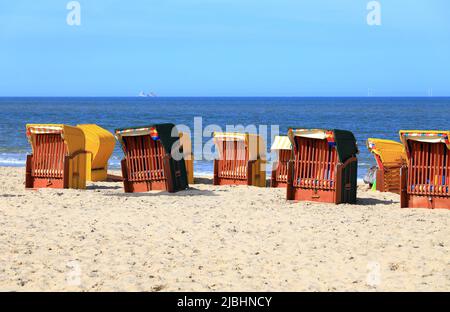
[400,131,450,197]
[292,135,338,190]
[122,134,167,183]
[216,137,249,180]
[31,133,67,179]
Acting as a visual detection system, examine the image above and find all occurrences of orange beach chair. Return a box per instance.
[286,128,358,204]
[115,123,189,193]
[270,135,292,188]
[366,138,406,194]
[213,132,266,187]
[399,130,450,209]
[25,124,89,189]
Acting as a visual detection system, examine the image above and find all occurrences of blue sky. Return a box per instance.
[0,0,449,96]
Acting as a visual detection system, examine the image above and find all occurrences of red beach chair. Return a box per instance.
[399,130,450,209]
[270,135,292,188]
[286,128,358,204]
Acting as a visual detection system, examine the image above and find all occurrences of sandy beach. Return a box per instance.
[0,166,449,291]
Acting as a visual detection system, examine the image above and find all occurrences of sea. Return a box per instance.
[1,97,449,179]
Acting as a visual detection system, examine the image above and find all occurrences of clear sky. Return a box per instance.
[0,0,449,96]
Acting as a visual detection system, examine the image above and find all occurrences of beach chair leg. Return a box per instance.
[270,161,278,188]
[246,160,253,186]
[400,166,408,208]
[286,160,294,200]
[213,159,219,185]
[121,159,132,193]
[25,154,33,189]
[164,155,175,193]
[63,156,70,189]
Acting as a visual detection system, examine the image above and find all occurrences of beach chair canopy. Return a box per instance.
[213,132,266,161]
[115,123,188,191]
[270,135,292,151]
[288,128,358,162]
[26,124,85,155]
[366,138,406,164]
[77,124,115,170]
[399,130,450,156]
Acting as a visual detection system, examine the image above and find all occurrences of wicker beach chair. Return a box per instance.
[25,124,89,189]
[270,135,292,188]
[213,132,266,187]
[115,123,189,193]
[366,138,406,194]
[399,130,450,209]
[77,124,115,182]
[286,128,358,204]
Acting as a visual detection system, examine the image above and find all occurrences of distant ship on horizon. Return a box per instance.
[138,91,157,97]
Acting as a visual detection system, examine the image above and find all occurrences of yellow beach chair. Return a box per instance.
[25,124,88,189]
[366,138,406,194]
[213,132,266,187]
[399,130,450,209]
[77,124,115,182]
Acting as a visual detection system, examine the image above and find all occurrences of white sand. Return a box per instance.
[0,166,449,291]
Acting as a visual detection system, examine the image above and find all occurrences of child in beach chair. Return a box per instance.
[25,124,89,189]
[286,128,358,204]
[366,138,406,194]
[399,130,450,209]
[77,124,115,182]
[179,132,194,184]
[270,135,292,188]
[212,132,266,187]
[115,123,189,193]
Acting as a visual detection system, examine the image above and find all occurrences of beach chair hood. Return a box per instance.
[366,138,406,164]
[26,124,85,154]
[288,128,358,163]
[213,132,267,161]
[399,130,450,158]
[270,135,292,151]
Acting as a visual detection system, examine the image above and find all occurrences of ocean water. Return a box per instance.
[1,97,449,178]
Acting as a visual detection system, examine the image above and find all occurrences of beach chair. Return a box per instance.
[115,123,189,193]
[286,128,358,204]
[399,130,450,209]
[270,135,292,188]
[366,138,406,194]
[213,132,266,187]
[25,124,88,189]
[179,132,194,184]
[77,124,115,182]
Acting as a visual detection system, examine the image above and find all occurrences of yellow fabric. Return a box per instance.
[270,136,292,151]
[77,124,115,181]
[366,138,406,164]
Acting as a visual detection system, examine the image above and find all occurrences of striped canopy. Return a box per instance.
[270,135,292,151]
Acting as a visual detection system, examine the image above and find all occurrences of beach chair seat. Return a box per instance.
[399,130,450,209]
[77,124,115,182]
[25,124,88,189]
[270,135,292,188]
[366,138,406,194]
[286,128,358,204]
[115,123,189,193]
[213,132,266,187]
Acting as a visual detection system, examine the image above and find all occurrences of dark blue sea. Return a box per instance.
[1,97,449,179]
